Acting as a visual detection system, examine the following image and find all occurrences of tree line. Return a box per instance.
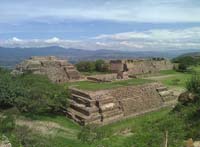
[75,60,109,72]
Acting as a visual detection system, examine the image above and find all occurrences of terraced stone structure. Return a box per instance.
[12,56,81,83]
[109,58,173,75]
[67,82,176,125]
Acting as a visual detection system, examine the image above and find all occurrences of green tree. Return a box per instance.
[76,61,95,72]
[95,60,109,72]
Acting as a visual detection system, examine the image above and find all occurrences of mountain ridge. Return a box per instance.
[0,46,200,68]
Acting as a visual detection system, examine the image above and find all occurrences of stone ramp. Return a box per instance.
[67,82,177,125]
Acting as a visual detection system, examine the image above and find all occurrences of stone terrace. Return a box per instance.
[67,82,177,125]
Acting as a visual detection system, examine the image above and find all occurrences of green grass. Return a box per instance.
[159,69,179,75]
[149,69,192,88]
[18,108,172,147]
[159,73,191,88]
[101,107,171,133]
[64,78,153,91]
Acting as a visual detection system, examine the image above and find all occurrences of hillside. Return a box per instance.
[178,52,200,58]
[1,46,199,68]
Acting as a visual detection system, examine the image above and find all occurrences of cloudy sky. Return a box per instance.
[0,0,200,51]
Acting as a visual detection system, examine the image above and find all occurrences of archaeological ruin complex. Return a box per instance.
[13,56,177,125]
[12,56,81,83]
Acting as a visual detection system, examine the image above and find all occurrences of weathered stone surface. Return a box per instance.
[87,74,118,82]
[87,72,129,82]
[12,56,82,83]
[67,82,177,125]
[109,58,174,75]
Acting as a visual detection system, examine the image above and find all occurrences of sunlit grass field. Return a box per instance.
[64,78,153,91]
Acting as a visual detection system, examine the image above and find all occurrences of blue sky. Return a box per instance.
[0,0,200,51]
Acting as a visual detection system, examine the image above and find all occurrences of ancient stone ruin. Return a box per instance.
[12,56,81,83]
[109,58,173,75]
[67,82,176,125]
[87,72,129,82]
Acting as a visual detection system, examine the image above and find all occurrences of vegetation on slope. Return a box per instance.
[0,67,69,114]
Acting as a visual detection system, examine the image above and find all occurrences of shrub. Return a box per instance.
[0,115,16,134]
[78,124,112,144]
[186,74,200,95]
[76,61,95,72]
[95,60,109,72]
[177,63,188,72]
[76,60,109,72]
[0,68,69,114]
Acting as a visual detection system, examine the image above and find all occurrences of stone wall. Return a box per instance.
[109,58,174,75]
[12,56,82,83]
[87,72,129,82]
[67,82,176,125]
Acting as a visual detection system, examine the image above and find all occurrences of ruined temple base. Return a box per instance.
[66,82,177,125]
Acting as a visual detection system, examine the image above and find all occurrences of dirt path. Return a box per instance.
[144,75,175,80]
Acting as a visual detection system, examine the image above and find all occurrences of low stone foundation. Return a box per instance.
[87,72,129,82]
[67,82,176,125]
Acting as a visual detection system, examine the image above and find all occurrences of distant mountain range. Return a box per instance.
[178,52,200,58]
[0,46,200,68]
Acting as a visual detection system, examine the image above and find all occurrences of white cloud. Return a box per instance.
[45,37,60,43]
[1,27,200,51]
[12,37,23,42]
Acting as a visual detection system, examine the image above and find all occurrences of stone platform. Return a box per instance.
[12,56,82,83]
[67,82,176,125]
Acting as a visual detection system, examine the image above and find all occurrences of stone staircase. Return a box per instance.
[67,88,124,125]
[64,63,81,80]
[156,86,177,106]
[97,95,124,125]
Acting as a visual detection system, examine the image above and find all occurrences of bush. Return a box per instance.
[0,115,16,134]
[78,124,112,144]
[76,61,95,72]
[186,74,200,95]
[0,68,69,114]
[177,63,188,72]
[95,60,109,72]
[0,70,18,108]
[76,60,109,72]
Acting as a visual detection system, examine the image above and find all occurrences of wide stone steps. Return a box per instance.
[98,97,117,105]
[67,108,101,125]
[156,86,168,92]
[70,104,99,116]
[99,103,120,112]
[71,93,96,106]
[101,109,123,119]
[70,89,91,99]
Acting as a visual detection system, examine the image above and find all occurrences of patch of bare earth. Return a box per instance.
[16,119,78,139]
